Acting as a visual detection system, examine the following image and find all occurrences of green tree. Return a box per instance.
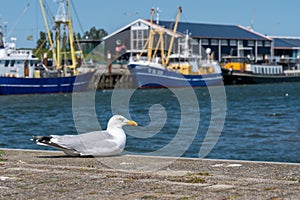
[76,32,81,40]
[83,26,107,40]
[34,27,108,57]
[36,31,47,49]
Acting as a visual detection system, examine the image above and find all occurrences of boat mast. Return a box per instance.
[147,8,155,61]
[39,0,57,66]
[66,0,76,73]
[39,0,77,74]
[165,6,182,66]
[140,7,181,66]
[55,0,77,74]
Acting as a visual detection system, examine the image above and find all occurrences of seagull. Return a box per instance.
[31,115,138,157]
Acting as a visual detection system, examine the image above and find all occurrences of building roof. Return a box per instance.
[157,20,271,41]
[272,37,300,49]
[103,19,183,41]
[103,19,272,42]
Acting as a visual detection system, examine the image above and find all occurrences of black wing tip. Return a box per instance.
[31,136,53,143]
[31,135,79,155]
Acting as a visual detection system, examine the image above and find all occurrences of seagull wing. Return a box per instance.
[50,130,124,156]
[32,115,136,156]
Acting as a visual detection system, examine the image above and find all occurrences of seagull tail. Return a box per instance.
[31,135,81,156]
[31,136,53,146]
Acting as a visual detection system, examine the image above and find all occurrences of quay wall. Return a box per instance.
[0,148,299,199]
[91,63,135,89]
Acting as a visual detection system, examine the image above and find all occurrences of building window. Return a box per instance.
[211,39,218,45]
[137,41,144,49]
[131,23,149,51]
[201,39,209,45]
[230,40,237,46]
[131,29,148,50]
[248,40,254,46]
[221,40,228,46]
[265,41,271,47]
[257,41,263,47]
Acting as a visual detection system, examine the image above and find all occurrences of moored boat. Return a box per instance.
[221,56,300,84]
[128,48,223,88]
[0,0,95,95]
[127,7,223,88]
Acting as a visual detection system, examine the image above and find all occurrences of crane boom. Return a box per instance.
[165,6,182,66]
[39,0,57,66]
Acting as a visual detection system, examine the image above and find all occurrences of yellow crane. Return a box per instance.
[140,6,182,67]
[165,6,182,66]
[39,0,77,75]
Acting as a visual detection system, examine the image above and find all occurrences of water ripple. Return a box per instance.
[1,83,300,163]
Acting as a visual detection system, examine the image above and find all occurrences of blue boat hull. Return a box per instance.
[0,71,95,95]
[128,64,223,88]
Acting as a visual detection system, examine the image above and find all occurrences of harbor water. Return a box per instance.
[0,82,299,163]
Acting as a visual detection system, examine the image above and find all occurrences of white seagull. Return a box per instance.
[32,115,138,157]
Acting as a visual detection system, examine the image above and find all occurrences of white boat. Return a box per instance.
[0,0,95,95]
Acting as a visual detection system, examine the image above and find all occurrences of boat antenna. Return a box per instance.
[55,0,67,22]
[6,3,30,38]
[248,9,256,31]
[147,8,155,61]
[155,7,161,24]
[70,0,84,33]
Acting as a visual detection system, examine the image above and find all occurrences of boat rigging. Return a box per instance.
[39,0,80,75]
[0,0,95,95]
[127,7,223,88]
[138,6,182,67]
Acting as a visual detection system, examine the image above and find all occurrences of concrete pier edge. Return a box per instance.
[0,148,299,199]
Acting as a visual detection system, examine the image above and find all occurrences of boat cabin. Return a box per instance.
[167,56,216,75]
[221,56,284,75]
[0,47,38,78]
[221,56,250,72]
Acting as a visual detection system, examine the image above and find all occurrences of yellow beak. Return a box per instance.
[126,120,138,126]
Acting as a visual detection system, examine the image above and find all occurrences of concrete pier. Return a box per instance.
[0,148,299,199]
[93,63,135,89]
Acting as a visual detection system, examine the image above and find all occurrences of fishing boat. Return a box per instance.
[0,0,95,95]
[221,56,300,84]
[127,7,223,88]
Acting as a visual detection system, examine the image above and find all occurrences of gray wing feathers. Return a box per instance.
[51,131,121,156]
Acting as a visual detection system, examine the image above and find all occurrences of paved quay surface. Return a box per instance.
[0,148,300,200]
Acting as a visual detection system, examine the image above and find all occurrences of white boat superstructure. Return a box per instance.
[0,36,38,78]
[0,0,95,95]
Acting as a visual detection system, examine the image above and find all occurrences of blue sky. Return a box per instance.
[1,0,300,48]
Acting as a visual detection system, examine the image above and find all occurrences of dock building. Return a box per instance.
[94,19,300,88]
[103,19,273,63]
[271,36,300,63]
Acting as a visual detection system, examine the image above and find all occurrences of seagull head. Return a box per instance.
[108,115,138,129]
